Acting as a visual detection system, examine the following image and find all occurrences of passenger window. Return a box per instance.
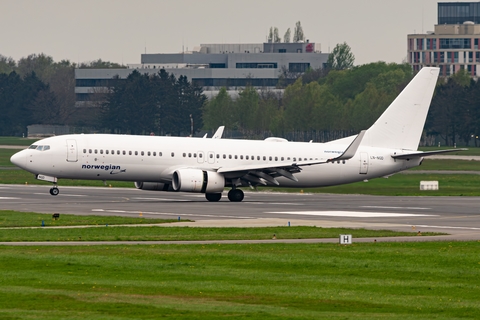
[281,157,284,161]
[141,151,144,156]
[171,152,175,157]
[159,152,163,157]
[117,150,120,155]
[94,149,98,154]
[240,155,243,160]
[105,150,109,154]
[269,156,272,161]
[223,154,226,159]
[188,153,192,158]
[263,156,266,161]
[229,155,232,159]
[246,155,249,160]
[129,151,132,155]
[183,153,186,157]
[147,151,151,156]
[210,154,213,158]
[135,151,138,156]
[234,155,238,159]
[122,150,126,155]
[83,149,86,153]
[111,150,114,155]
[199,154,203,158]
[193,153,196,157]
[100,150,104,154]
[153,152,156,156]
[275,157,278,161]
[216,154,219,159]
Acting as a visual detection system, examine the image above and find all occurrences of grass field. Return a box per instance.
[1,242,479,319]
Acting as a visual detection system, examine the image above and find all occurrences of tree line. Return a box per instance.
[2,51,480,146]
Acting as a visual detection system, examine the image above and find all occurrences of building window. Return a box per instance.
[278,49,286,53]
[440,38,471,50]
[289,63,310,73]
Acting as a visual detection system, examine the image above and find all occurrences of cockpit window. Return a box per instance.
[30,145,50,151]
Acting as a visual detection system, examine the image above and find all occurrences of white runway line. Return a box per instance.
[92,209,256,219]
[266,211,437,218]
[0,197,20,200]
[361,206,431,210]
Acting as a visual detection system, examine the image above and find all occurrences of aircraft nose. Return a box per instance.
[10,150,27,169]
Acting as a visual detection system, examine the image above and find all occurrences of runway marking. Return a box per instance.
[361,206,431,210]
[266,211,436,218]
[0,197,20,200]
[133,197,189,201]
[33,193,86,197]
[92,209,255,219]
[415,225,480,230]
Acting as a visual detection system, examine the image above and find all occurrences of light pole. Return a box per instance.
[190,114,193,137]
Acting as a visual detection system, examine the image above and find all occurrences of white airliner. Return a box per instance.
[10,67,463,202]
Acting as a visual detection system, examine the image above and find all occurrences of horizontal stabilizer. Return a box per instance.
[328,130,366,162]
[392,148,468,160]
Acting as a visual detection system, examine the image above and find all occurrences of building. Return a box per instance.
[75,42,328,107]
[408,2,480,77]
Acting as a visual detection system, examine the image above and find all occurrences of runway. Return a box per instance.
[1,184,480,240]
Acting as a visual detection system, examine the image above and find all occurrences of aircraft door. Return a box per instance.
[207,152,215,164]
[360,152,368,174]
[66,139,78,162]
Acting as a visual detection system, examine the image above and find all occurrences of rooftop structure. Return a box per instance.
[75,42,328,106]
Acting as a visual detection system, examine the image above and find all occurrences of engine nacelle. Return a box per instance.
[172,169,224,193]
[134,182,173,191]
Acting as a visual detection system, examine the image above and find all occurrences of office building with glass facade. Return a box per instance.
[408,2,480,77]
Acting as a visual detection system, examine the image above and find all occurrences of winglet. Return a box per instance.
[329,130,366,162]
[212,126,225,139]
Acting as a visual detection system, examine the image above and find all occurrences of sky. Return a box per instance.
[1,0,445,66]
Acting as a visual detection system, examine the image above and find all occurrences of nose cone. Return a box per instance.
[10,150,27,169]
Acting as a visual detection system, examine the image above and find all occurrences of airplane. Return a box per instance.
[10,67,465,202]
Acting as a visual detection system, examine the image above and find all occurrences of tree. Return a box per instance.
[78,59,126,69]
[273,27,281,43]
[283,28,291,43]
[327,42,355,70]
[293,21,304,43]
[102,69,206,136]
[0,55,16,74]
[203,87,234,130]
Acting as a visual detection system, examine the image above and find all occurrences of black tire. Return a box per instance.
[205,193,222,202]
[227,189,244,202]
[50,187,59,196]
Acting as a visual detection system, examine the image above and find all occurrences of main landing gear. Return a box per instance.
[49,186,59,196]
[205,188,245,202]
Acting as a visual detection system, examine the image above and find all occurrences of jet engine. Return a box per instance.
[172,169,224,193]
[134,182,173,191]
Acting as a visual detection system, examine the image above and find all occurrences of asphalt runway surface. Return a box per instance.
[1,183,480,242]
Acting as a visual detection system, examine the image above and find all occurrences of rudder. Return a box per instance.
[362,67,440,150]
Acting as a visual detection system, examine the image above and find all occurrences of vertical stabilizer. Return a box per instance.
[362,67,439,150]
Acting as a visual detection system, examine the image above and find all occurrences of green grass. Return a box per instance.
[0,210,180,228]
[1,242,479,319]
[0,136,38,146]
[411,159,480,171]
[0,148,19,166]
[0,225,441,242]
[266,173,480,196]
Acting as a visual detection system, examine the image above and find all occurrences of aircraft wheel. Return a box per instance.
[228,189,244,202]
[205,193,222,202]
[50,187,59,196]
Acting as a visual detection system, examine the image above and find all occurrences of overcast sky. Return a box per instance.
[2,0,445,66]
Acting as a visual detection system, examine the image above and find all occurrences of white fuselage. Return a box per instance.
[11,133,420,188]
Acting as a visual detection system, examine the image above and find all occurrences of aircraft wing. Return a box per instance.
[392,148,468,160]
[216,130,366,186]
